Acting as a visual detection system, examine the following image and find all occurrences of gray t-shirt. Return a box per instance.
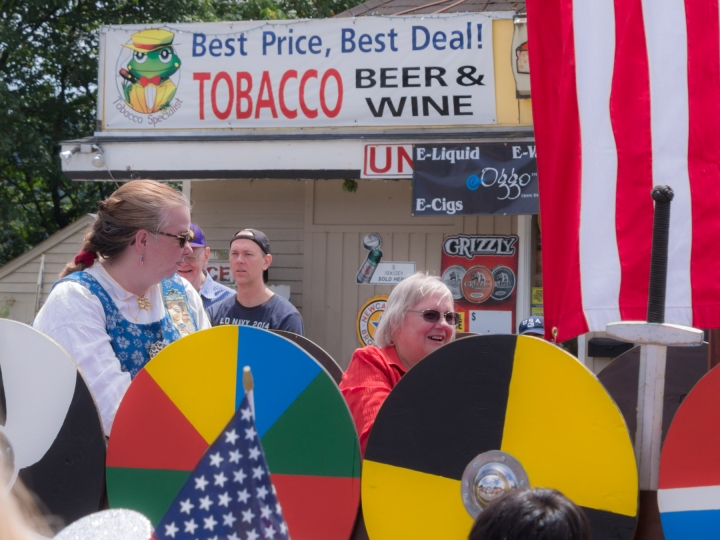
[207,293,304,335]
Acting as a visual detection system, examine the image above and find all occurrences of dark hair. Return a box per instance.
[60,180,189,278]
[468,488,592,540]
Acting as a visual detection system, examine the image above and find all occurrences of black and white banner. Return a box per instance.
[412,143,538,215]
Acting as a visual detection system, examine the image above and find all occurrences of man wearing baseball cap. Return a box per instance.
[206,229,304,334]
[518,316,544,338]
[178,223,235,310]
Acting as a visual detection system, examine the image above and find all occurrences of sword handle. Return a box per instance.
[647,185,674,324]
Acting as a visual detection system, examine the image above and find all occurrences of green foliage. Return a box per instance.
[0,0,365,267]
[342,179,358,193]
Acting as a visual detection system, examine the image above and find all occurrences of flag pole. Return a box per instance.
[243,366,255,417]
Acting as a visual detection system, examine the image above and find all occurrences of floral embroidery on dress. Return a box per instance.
[54,272,196,378]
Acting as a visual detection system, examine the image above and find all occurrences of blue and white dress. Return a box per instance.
[34,264,210,434]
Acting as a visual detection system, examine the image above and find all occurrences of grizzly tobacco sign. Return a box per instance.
[98,14,503,130]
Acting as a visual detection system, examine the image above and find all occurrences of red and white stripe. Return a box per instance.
[527,0,720,342]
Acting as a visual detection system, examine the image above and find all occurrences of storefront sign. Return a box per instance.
[206,262,233,284]
[361,144,413,178]
[412,143,538,215]
[357,295,388,346]
[100,14,500,130]
[441,234,518,334]
[532,286,543,316]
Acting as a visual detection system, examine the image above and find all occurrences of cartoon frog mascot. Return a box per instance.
[120,29,181,114]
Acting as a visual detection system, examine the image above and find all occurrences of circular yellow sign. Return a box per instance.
[357,295,388,347]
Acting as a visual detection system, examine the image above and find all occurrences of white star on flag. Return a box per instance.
[203,515,218,531]
[247,529,260,540]
[223,512,237,527]
[225,429,240,444]
[194,475,209,491]
[164,522,178,538]
[252,466,266,480]
[199,495,213,511]
[229,449,243,463]
[234,469,247,484]
[218,492,231,507]
[249,447,261,460]
[179,499,194,514]
[245,426,257,440]
[264,524,276,538]
[260,505,272,519]
[209,452,225,467]
[228,533,240,540]
[242,509,256,523]
[275,502,282,515]
[256,486,268,500]
[214,472,228,487]
[280,523,288,535]
[241,407,252,421]
[184,519,198,534]
[237,489,250,503]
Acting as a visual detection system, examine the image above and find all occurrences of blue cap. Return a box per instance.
[519,316,544,336]
[189,223,206,247]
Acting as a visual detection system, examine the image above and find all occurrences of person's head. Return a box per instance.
[61,180,192,281]
[519,316,544,338]
[468,488,591,540]
[178,223,211,290]
[374,272,457,369]
[229,229,272,288]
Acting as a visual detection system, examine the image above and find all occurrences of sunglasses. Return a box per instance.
[158,229,193,248]
[408,309,461,325]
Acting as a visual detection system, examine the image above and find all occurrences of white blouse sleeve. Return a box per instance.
[33,282,130,436]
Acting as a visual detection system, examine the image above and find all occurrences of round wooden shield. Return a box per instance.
[362,335,638,540]
[658,363,720,538]
[0,319,105,526]
[270,330,344,384]
[106,326,360,540]
[598,343,707,445]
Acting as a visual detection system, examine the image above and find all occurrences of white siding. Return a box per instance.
[0,217,92,324]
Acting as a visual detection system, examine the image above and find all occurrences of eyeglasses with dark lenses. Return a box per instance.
[407,309,461,325]
[159,230,193,248]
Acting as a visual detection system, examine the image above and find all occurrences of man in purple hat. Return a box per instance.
[206,229,303,334]
[177,223,235,310]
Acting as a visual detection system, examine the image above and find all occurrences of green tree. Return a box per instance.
[0,0,362,267]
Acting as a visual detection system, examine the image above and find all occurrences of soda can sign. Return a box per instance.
[357,233,415,285]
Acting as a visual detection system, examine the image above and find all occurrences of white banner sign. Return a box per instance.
[369,262,416,284]
[100,15,498,130]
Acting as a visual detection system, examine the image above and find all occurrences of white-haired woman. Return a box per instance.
[340,272,458,454]
[34,180,211,436]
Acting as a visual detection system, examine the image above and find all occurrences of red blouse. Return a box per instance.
[339,346,407,455]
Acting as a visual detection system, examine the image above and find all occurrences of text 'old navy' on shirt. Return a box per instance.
[206,293,304,335]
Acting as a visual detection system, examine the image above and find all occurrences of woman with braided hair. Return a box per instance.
[34,180,210,435]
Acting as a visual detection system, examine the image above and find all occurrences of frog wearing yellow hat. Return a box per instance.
[119,29,181,114]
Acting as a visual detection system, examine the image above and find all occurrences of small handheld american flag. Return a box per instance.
[154,368,290,540]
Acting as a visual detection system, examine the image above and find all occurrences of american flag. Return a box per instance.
[154,393,290,540]
[526,0,720,342]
